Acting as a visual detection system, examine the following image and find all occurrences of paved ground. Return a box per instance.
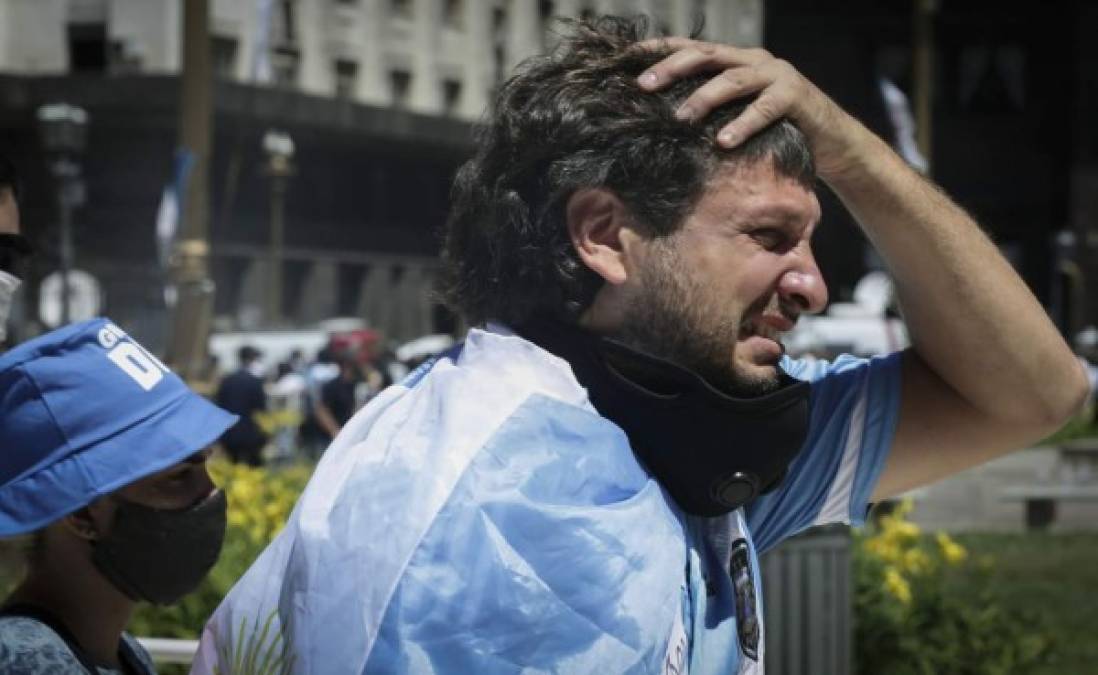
[902,446,1098,532]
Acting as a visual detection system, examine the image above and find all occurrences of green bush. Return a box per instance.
[854,501,1054,674]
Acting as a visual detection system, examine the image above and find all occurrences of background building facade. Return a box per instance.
[0,0,762,349]
[0,0,1093,353]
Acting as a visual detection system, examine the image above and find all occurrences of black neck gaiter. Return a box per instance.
[517,320,810,517]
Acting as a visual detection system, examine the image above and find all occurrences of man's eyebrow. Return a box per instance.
[740,204,818,228]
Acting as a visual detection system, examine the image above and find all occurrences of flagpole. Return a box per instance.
[166,0,215,383]
[912,0,935,177]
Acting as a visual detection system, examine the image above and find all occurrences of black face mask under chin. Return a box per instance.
[92,489,227,605]
[517,320,810,517]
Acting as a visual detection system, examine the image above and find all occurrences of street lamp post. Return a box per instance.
[263,130,295,327]
[36,103,88,326]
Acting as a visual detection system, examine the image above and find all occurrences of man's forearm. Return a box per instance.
[824,118,1087,426]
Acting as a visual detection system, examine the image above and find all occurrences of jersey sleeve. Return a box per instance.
[746,352,903,554]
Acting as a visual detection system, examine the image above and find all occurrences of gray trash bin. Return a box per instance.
[760,525,852,675]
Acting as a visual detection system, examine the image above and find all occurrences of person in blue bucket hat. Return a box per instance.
[0,318,237,674]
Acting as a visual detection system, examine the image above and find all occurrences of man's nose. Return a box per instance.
[777,258,828,315]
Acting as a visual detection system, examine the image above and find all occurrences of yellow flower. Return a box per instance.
[883,566,912,605]
[936,532,967,565]
[227,509,247,528]
[865,537,901,564]
[902,548,931,575]
[885,519,921,541]
[232,477,259,504]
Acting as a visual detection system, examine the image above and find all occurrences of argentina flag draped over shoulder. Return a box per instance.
[191,326,689,674]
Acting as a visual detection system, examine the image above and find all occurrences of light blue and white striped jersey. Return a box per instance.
[191,325,901,675]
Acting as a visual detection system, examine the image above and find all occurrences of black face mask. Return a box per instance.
[517,320,810,517]
[92,490,227,605]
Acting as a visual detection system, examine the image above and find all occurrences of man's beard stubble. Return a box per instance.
[614,240,782,399]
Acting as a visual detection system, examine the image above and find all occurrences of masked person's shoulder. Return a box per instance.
[0,616,157,674]
[0,614,93,674]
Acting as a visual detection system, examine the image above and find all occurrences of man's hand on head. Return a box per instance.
[635,38,869,182]
[636,36,1088,500]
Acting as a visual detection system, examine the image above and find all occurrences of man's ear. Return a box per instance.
[566,188,635,286]
[61,503,109,541]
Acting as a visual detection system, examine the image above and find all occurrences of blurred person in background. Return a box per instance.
[214,345,268,466]
[298,346,339,460]
[314,351,361,441]
[0,318,236,674]
[0,152,30,352]
[283,348,306,377]
[268,350,308,464]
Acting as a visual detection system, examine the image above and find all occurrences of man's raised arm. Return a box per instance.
[638,39,1089,500]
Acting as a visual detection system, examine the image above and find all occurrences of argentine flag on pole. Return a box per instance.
[251,0,275,84]
[155,149,195,273]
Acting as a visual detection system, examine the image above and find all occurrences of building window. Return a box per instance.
[539,0,556,50]
[273,0,297,45]
[492,5,508,84]
[443,0,463,28]
[442,78,461,115]
[391,0,412,18]
[334,59,358,98]
[953,44,1027,114]
[390,70,412,108]
[109,39,143,74]
[690,0,707,38]
[493,44,505,85]
[68,22,108,72]
[272,47,300,87]
[211,35,238,79]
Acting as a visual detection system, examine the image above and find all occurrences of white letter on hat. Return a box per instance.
[108,342,165,391]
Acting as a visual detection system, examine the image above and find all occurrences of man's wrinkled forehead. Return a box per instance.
[701,157,821,222]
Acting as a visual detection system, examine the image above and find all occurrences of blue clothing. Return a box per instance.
[0,615,156,674]
[193,327,901,674]
[215,369,268,449]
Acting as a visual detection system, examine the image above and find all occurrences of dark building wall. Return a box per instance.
[7,2,1096,344]
[763,0,906,303]
[764,0,1089,324]
[1070,0,1098,337]
[0,75,473,348]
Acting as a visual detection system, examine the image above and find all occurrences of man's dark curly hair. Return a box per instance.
[440,15,814,326]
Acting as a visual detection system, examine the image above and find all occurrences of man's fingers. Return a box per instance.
[636,40,772,91]
[673,65,770,122]
[716,91,790,147]
[633,37,808,148]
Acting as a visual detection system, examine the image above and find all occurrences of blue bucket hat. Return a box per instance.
[0,318,238,536]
